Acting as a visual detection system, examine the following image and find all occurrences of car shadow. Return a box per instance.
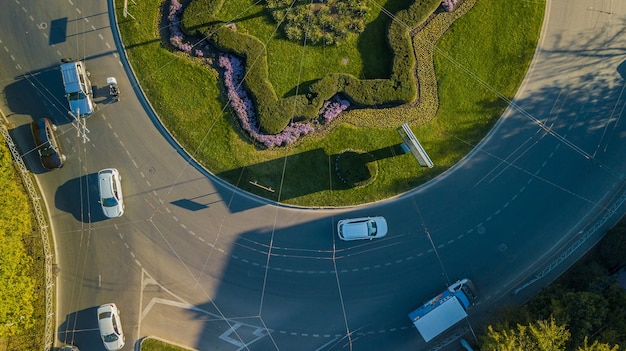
[55,173,108,222]
[57,306,102,351]
[8,123,50,175]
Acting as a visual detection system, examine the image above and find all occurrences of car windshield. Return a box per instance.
[67,91,87,100]
[367,221,378,236]
[102,197,118,207]
[103,333,119,342]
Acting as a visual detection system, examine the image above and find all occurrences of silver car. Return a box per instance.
[97,303,125,351]
[98,168,124,218]
[337,216,388,241]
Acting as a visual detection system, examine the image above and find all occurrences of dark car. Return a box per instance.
[30,118,65,169]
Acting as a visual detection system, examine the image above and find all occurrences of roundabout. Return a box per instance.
[1,1,626,351]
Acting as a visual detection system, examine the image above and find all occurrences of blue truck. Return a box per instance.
[408,279,477,342]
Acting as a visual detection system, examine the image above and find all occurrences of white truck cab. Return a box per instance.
[60,61,95,117]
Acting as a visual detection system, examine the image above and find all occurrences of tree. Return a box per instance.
[577,337,620,351]
[480,317,569,351]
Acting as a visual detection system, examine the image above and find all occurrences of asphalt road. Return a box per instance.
[1,0,626,350]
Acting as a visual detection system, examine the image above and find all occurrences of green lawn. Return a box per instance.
[116,0,545,206]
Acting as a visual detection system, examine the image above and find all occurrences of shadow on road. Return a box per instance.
[57,307,101,351]
[55,173,109,223]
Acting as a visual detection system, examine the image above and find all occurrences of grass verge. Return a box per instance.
[0,137,45,351]
[140,337,194,351]
[116,0,545,207]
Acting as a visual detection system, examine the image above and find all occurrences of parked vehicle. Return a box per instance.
[337,216,388,241]
[30,118,65,169]
[97,303,125,351]
[408,279,477,342]
[60,345,80,351]
[98,168,125,218]
[60,60,95,117]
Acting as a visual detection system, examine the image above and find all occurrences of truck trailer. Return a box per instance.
[408,279,477,342]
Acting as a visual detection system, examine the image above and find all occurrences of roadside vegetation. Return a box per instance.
[0,139,45,351]
[479,219,626,351]
[116,0,544,206]
[140,337,193,351]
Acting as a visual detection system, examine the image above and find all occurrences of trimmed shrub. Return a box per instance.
[174,0,446,142]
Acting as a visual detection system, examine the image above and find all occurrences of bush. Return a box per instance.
[266,0,370,46]
[187,0,440,136]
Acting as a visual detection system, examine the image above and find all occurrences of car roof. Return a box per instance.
[98,169,116,198]
[341,220,371,239]
[97,304,117,335]
[31,118,50,146]
[60,61,84,93]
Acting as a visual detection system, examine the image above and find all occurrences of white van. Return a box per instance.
[60,61,95,117]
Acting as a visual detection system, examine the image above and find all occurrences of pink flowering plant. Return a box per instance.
[218,54,314,148]
[319,97,350,125]
[166,0,354,148]
[441,0,461,12]
[168,0,197,54]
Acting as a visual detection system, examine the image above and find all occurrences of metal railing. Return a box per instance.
[0,125,54,351]
[514,183,626,295]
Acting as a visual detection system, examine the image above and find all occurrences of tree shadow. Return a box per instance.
[216,144,411,206]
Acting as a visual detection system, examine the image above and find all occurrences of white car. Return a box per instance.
[98,168,124,218]
[337,216,388,241]
[97,303,125,351]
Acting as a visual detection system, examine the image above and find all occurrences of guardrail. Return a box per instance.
[0,125,54,351]
[514,181,626,295]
